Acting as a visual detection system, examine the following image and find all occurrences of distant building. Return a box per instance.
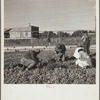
[4,28,12,38]
[4,26,39,39]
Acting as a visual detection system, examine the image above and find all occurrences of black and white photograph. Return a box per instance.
[4,0,97,84]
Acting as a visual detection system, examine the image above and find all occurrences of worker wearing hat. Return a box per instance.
[73,44,92,68]
[20,49,42,70]
[54,43,66,62]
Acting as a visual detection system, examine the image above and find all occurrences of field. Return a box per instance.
[4,48,96,84]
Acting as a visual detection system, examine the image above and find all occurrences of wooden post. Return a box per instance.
[49,42,50,46]
[48,31,51,47]
[31,37,34,48]
[59,33,61,43]
[95,16,96,33]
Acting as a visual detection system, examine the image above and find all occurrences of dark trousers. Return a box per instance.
[83,43,90,54]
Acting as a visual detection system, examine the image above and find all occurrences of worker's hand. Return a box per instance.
[57,52,63,57]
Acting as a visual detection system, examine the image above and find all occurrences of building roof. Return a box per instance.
[9,27,31,32]
[4,26,39,32]
[4,28,12,32]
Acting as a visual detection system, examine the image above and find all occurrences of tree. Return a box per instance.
[40,31,57,38]
[49,31,57,38]
[72,30,88,37]
[57,31,70,37]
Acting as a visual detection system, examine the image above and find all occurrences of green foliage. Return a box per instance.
[57,31,70,37]
[40,31,70,38]
[72,30,88,37]
[4,50,96,84]
[39,31,57,38]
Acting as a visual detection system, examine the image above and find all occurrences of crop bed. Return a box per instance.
[4,49,96,84]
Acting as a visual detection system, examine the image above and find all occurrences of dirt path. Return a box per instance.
[4,45,96,52]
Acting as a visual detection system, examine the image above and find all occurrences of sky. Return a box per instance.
[4,0,96,31]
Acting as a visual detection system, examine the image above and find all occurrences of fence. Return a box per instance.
[4,30,96,47]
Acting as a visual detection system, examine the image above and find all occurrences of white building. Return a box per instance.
[4,26,39,39]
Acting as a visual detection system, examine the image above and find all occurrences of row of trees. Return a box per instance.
[38,30,95,38]
[39,31,70,38]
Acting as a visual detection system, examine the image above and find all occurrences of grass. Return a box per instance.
[4,49,96,84]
